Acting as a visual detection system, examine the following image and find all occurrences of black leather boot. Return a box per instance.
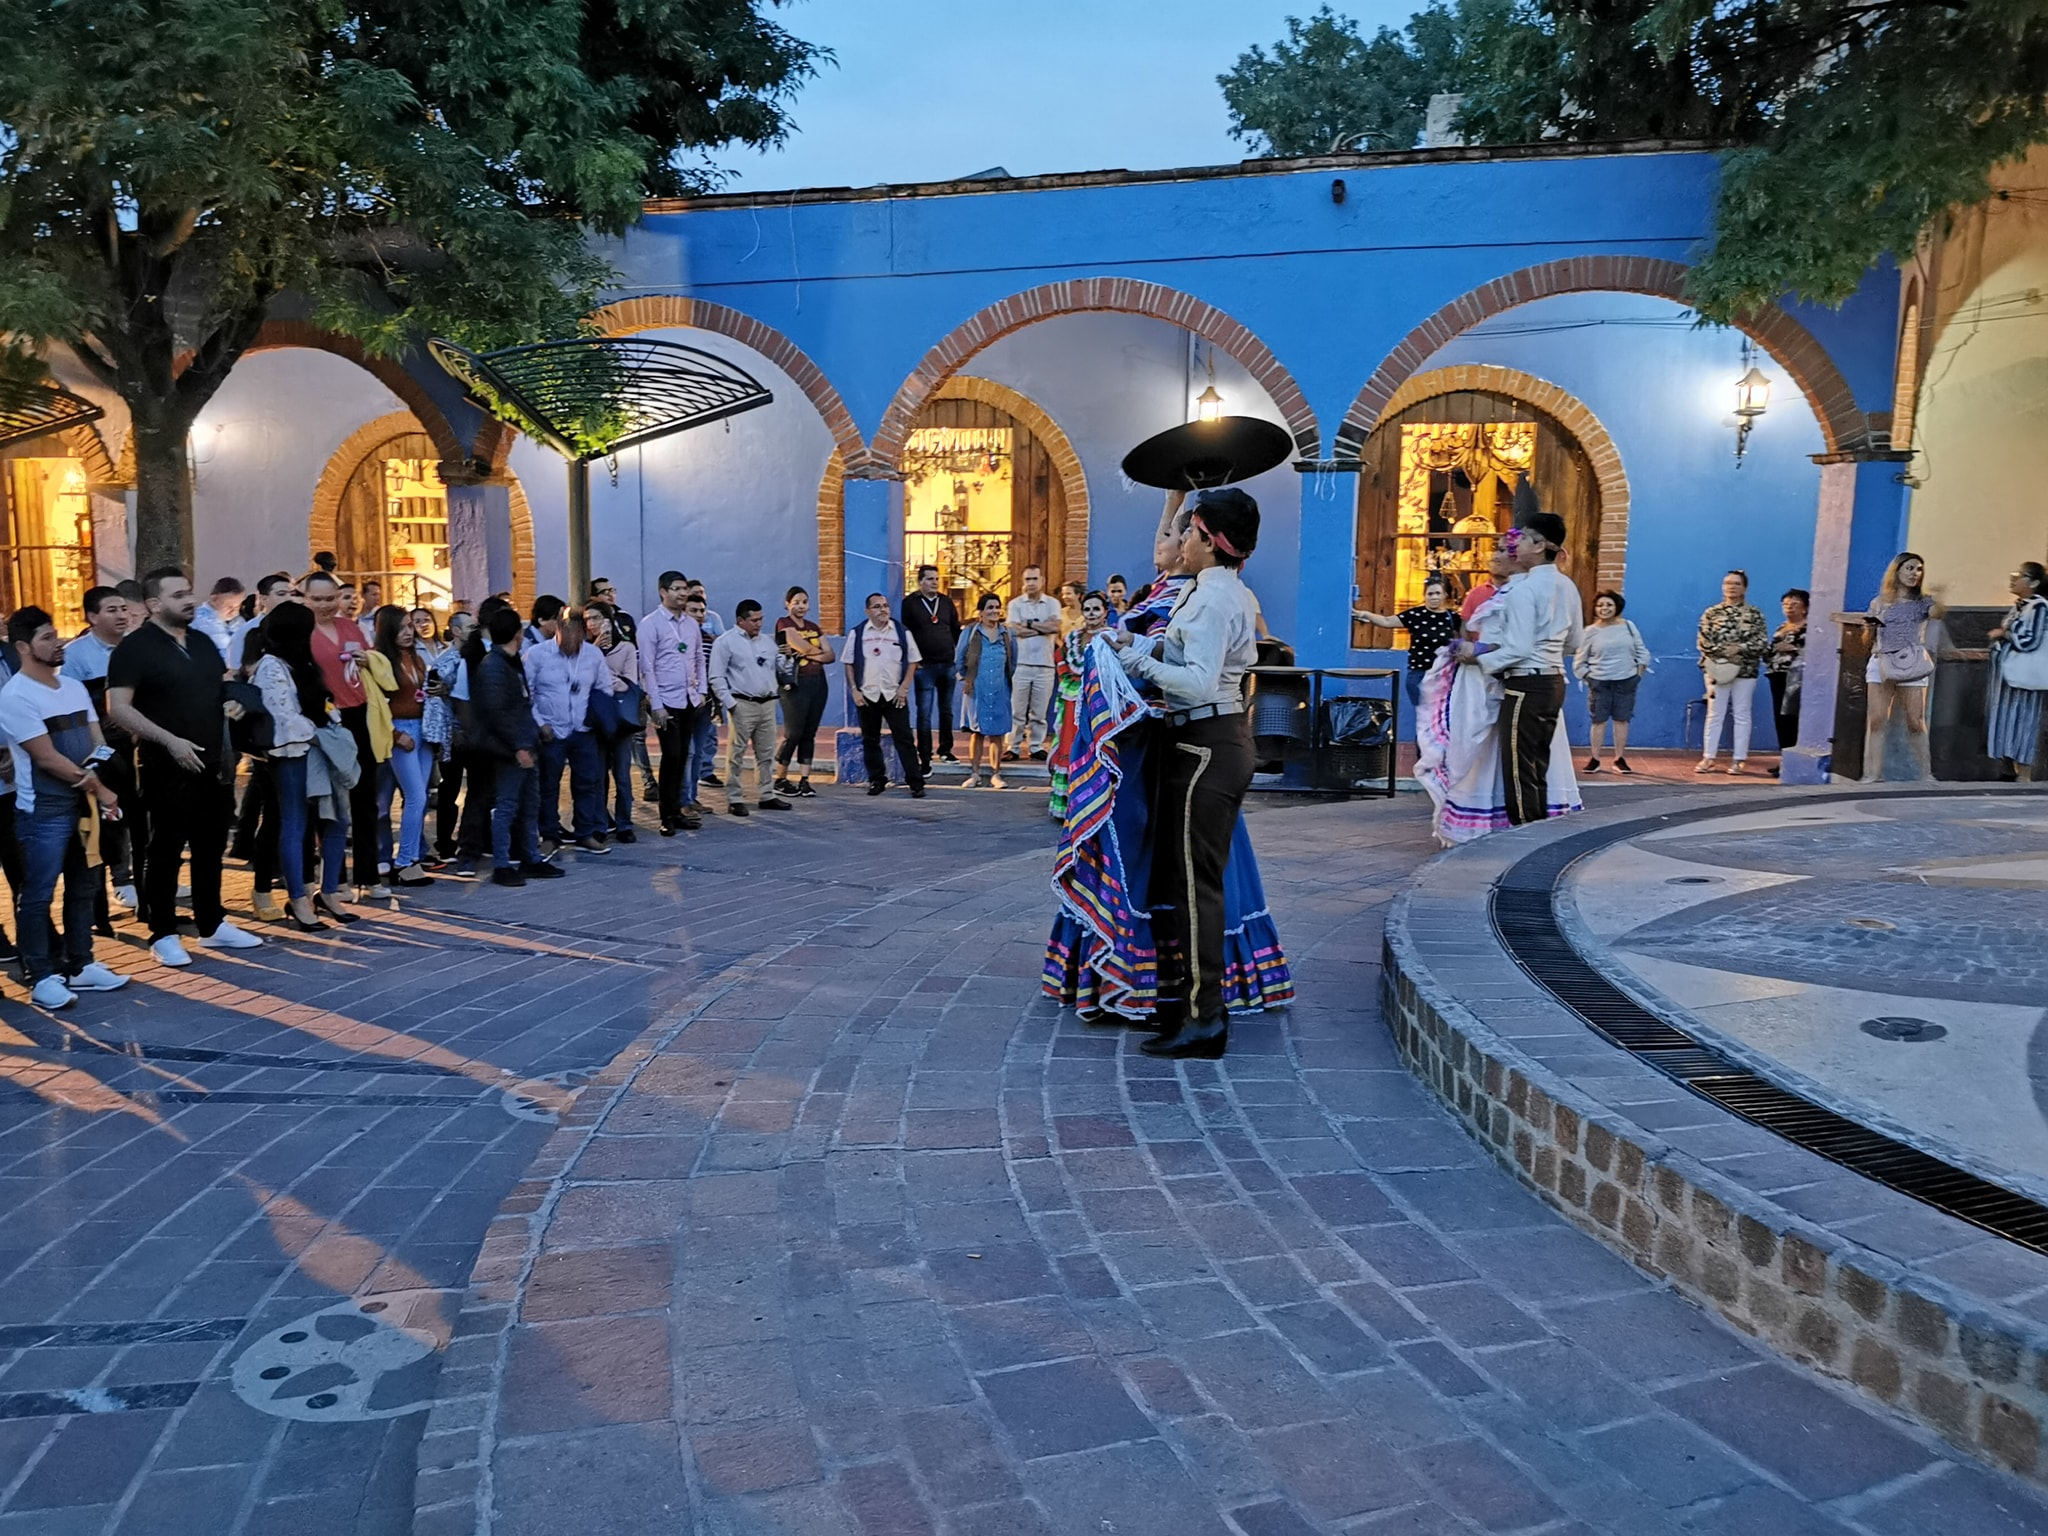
[1142,1010,1227,1058]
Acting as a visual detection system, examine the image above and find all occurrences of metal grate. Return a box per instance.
[0,384,103,452]
[429,336,772,461]
[1487,789,2048,1255]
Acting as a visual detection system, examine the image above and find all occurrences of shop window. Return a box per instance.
[2,457,95,625]
[336,432,453,616]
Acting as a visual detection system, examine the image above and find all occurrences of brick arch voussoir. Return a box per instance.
[1337,258,1867,459]
[248,321,467,468]
[590,296,869,473]
[871,280,1322,474]
[1375,364,1633,589]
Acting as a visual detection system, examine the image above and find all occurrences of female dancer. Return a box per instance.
[1043,490,1291,1032]
[1047,590,1111,818]
[1860,552,1938,782]
[1987,562,2048,782]
[1414,548,1581,845]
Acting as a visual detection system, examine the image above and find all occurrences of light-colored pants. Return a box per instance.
[1703,675,1757,762]
[1011,665,1055,750]
[727,697,779,802]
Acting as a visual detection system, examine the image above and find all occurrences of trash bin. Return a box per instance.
[1316,696,1392,791]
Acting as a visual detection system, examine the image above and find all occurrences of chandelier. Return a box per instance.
[902,425,1010,486]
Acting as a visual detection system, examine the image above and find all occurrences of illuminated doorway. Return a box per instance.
[333,431,454,617]
[902,397,1068,613]
[1352,391,1602,650]
[2,457,96,623]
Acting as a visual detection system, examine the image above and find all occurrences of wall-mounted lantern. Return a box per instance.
[1733,347,1771,466]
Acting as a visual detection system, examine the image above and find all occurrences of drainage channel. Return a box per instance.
[1487,788,2048,1257]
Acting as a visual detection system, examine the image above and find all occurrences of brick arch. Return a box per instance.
[816,450,845,631]
[309,411,536,609]
[1377,365,1632,589]
[931,376,1089,586]
[62,422,121,487]
[871,278,1322,473]
[1337,258,1868,459]
[590,296,867,472]
[248,320,467,467]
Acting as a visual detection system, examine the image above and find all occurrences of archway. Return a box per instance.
[1337,258,1870,459]
[870,278,1321,472]
[1351,376,1615,649]
[899,378,1084,623]
[248,321,469,468]
[309,412,537,612]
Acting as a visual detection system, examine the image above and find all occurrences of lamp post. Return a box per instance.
[1733,359,1771,466]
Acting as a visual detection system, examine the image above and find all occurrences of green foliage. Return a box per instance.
[1224,1,2048,323]
[1220,3,1506,156]
[0,0,823,559]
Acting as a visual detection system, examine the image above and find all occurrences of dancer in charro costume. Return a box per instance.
[1043,490,1291,1035]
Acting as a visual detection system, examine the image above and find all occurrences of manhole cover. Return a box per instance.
[1846,917,1896,931]
[1861,1016,1948,1043]
[1665,876,1722,885]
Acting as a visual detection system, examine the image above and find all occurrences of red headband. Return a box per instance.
[1191,511,1244,561]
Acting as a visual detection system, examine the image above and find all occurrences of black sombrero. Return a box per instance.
[1121,416,1293,491]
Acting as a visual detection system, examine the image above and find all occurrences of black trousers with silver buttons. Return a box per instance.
[1147,712,1254,1024]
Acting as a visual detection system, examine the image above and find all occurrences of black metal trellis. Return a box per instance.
[430,336,774,595]
[0,385,104,453]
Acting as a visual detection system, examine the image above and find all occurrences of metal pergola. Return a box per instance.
[430,336,774,595]
[0,384,104,452]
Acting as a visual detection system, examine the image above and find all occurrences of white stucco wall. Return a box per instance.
[189,349,408,588]
[509,330,835,623]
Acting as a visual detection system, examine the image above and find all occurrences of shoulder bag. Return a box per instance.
[2001,601,2048,689]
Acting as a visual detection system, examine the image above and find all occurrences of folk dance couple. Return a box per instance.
[1415,508,1585,845]
[1043,488,1293,1060]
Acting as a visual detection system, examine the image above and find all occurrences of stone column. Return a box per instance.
[1783,451,1914,784]
[445,480,513,607]
[840,476,899,633]
[1293,462,1362,670]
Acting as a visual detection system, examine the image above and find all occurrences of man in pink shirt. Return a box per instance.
[639,569,706,835]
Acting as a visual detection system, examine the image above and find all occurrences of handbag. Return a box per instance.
[585,683,625,739]
[2001,641,2048,691]
[1875,646,1934,685]
[1704,658,1742,688]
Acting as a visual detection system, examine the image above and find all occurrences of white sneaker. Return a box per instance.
[30,975,75,1009]
[68,962,128,992]
[199,921,263,951]
[111,885,138,910]
[150,936,192,968]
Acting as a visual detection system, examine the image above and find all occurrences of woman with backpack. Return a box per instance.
[1574,590,1653,774]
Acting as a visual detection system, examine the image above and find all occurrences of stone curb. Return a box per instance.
[1380,786,2048,1488]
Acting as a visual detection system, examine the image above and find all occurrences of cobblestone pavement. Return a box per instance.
[0,787,1054,1534]
[413,793,2048,1536]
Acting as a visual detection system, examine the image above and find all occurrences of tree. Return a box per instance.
[1223,2,2048,325]
[1220,4,1498,157]
[0,0,824,570]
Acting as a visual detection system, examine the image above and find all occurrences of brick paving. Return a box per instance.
[3,786,2046,1534]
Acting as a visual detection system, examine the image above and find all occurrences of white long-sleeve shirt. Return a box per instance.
[1478,563,1583,677]
[709,627,782,710]
[1117,565,1259,710]
[526,638,606,737]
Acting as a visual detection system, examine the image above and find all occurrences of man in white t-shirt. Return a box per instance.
[842,593,925,799]
[0,606,130,1008]
[1005,565,1062,759]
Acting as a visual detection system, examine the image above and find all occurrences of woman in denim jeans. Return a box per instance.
[372,606,434,886]
[253,602,351,929]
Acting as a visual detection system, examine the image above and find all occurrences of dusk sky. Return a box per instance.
[724,0,1415,192]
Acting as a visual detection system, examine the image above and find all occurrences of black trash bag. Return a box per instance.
[1322,697,1392,748]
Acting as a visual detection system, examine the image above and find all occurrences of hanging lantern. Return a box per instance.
[1195,384,1225,422]
[1733,363,1770,465]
